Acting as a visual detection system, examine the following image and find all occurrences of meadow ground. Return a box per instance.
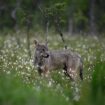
[0,31,105,105]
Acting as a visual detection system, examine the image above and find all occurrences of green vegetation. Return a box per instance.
[0,32,105,105]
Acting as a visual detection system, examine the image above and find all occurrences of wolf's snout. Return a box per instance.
[41,53,49,58]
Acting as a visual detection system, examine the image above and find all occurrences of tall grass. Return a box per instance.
[78,61,105,105]
[0,32,105,105]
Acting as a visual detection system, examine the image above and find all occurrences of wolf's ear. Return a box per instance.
[34,39,38,45]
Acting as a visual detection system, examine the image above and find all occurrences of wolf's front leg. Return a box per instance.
[37,66,43,76]
[42,65,50,78]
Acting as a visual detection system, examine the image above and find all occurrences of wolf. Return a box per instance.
[33,40,83,81]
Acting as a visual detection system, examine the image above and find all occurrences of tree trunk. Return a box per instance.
[68,0,75,35]
[11,0,21,47]
[54,19,67,49]
[45,21,49,46]
[27,29,31,58]
[89,0,96,35]
[68,18,73,35]
[26,17,32,58]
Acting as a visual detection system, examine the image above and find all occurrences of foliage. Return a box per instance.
[39,2,67,29]
[0,0,105,33]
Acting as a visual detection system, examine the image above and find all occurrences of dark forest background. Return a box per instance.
[0,0,105,35]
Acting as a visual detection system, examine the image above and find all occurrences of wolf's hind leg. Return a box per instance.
[79,66,83,80]
[66,68,76,81]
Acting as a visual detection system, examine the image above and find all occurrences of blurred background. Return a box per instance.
[0,0,105,35]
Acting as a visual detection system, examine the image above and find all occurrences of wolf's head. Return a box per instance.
[34,39,49,66]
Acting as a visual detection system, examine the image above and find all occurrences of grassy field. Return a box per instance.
[0,31,105,105]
